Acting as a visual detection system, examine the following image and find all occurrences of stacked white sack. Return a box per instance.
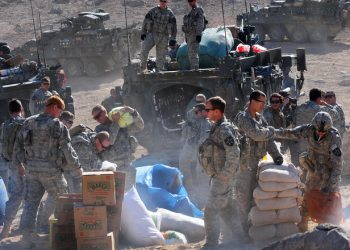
[248,162,304,243]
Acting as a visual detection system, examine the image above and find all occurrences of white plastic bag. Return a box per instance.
[163,231,187,245]
[157,208,205,243]
[121,187,165,247]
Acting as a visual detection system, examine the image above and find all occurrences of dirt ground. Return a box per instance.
[1,0,350,249]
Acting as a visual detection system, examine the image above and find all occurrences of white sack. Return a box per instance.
[255,197,297,211]
[253,186,278,200]
[275,223,299,238]
[157,208,205,243]
[249,206,278,226]
[276,207,301,223]
[249,224,276,242]
[259,168,300,183]
[121,187,165,247]
[259,162,301,176]
[277,188,303,198]
[163,231,188,245]
[258,180,298,192]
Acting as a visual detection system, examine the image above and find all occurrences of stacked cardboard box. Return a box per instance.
[74,171,125,250]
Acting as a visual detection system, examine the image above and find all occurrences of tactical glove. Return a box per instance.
[169,39,176,47]
[196,35,202,43]
[274,156,283,165]
[141,34,146,41]
[321,186,331,195]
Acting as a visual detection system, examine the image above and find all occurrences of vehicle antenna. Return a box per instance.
[123,0,131,64]
[38,11,47,66]
[29,0,41,66]
[220,0,229,56]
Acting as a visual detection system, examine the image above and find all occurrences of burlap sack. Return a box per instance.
[276,207,301,223]
[275,223,299,238]
[278,188,303,198]
[256,197,297,211]
[248,206,278,226]
[253,186,278,200]
[249,225,276,242]
[259,168,300,183]
[258,180,298,192]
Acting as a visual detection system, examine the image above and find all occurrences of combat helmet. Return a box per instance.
[0,45,11,54]
[311,111,333,132]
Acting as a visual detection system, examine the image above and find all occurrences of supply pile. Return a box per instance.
[248,162,304,243]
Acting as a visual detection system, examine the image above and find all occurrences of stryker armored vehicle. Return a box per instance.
[237,0,350,43]
[0,60,74,123]
[13,10,142,76]
[121,26,306,150]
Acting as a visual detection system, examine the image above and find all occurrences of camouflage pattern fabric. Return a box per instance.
[332,103,346,137]
[29,88,53,115]
[263,106,286,129]
[141,6,177,70]
[182,6,205,70]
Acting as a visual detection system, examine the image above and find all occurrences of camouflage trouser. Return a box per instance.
[4,169,24,225]
[185,33,200,70]
[140,32,168,71]
[204,177,237,245]
[234,167,258,237]
[116,160,135,192]
[179,143,198,192]
[20,171,68,233]
[64,172,82,193]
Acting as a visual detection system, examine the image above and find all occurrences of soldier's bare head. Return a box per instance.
[92,104,108,124]
[195,103,207,118]
[206,96,225,122]
[8,99,23,116]
[95,131,110,152]
[309,88,322,103]
[249,90,266,114]
[195,93,206,103]
[60,111,74,129]
[40,76,51,91]
[324,91,336,105]
[188,0,197,7]
[110,88,117,97]
[45,96,65,118]
[159,0,167,9]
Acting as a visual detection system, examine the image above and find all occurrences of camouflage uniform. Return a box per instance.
[0,115,25,235]
[182,6,205,70]
[140,6,177,70]
[332,103,345,137]
[13,113,80,234]
[29,88,53,115]
[101,96,123,113]
[96,110,144,190]
[234,109,282,237]
[198,117,240,245]
[263,106,286,152]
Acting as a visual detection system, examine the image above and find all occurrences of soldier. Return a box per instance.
[324,91,346,137]
[198,96,240,247]
[13,96,81,248]
[101,87,123,112]
[274,112,343,230]
[182,0,205,70]
[140,0,177,71]
[179,103,211,193]
[29,76,53,115]
[234,90,283,240]
[293,88,339,166]
[92,104,144,190]
[263,93,286,129]
[0,99,25,239]
[0,45,12,60]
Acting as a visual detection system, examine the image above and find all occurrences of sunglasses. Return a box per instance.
[270,100,281,104]
[93,111,103,120]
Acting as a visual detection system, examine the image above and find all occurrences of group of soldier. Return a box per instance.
[180,87,345,247]
[141,0,205,71]
[0,78,144,248]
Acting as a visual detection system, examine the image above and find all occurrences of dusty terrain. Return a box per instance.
[1,0,350,249]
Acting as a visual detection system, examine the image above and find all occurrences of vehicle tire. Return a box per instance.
[61,58,83,76]
[268,25,286,42]
[309,27,327,43]
[289,27,308,43]
[83,59,105,77]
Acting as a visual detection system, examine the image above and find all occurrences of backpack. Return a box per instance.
[1,117,25,160]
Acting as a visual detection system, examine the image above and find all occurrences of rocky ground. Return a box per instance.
[1,0,350,249]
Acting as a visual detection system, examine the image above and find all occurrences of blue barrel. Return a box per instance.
[0,177,9,224]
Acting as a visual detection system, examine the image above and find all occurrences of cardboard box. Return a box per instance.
[51,223,76,250]
[55,193,82,225]
[82,171,116,206]
[107,205,122,238]
[74,203,107,238]
[114,172,125,205]
[77,232,115,250]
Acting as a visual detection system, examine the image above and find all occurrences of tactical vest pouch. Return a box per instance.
[198,138,216,176]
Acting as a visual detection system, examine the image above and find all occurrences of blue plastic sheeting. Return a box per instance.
[0,177,9,224]
[177,27,234,70]
[136,164,204,218]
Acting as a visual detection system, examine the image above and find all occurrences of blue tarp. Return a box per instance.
[177,27,234,70]
[136,164,203,218]
[0,177,8,224]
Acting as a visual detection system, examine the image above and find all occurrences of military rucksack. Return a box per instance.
[0,117,25,161]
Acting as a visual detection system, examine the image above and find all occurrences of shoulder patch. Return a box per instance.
[224,136,235,146]
[331,144,342,157]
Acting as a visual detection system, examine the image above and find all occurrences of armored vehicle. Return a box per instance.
[13,10,142,76]
[237,0,350,43]
[122,27,306,150]
[0,61,74,123]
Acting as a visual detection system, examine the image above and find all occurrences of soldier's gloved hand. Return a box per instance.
[141,34,146,41]
[274,156,283,165]
[169,39,176,47]
[322,186,331,195]
[196,35,202,43]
